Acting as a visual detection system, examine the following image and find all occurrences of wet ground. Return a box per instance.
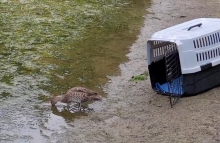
[0,0,149,142]
[1,0,220,143]
[53,0,220,143]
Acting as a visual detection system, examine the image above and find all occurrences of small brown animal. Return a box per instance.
[50,87,102,110]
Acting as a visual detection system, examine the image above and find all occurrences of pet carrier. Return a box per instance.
[147,18,220,107]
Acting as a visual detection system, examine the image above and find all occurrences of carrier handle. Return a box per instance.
[187,23,202,31]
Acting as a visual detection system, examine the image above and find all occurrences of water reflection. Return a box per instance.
[0,0,150,142]
[51,105,88,122]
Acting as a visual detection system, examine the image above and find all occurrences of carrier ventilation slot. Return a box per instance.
[196,47,220,62]
[153,41,163,45]
[153,42,176,57]
[193,32,220,48]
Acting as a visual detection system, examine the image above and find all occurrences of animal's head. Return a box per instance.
[50,96,61,106]
[88,94,102,101]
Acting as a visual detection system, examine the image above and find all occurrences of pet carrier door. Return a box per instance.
[165,44,183,107]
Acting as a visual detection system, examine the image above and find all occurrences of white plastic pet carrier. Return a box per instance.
[147,18,220,107]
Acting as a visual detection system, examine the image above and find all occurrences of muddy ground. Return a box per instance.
[52,0,220,143]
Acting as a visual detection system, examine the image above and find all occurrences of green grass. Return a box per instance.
[0,0,150,98]
[131,72,148,81]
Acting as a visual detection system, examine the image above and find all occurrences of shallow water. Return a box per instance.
[0,0,150,142]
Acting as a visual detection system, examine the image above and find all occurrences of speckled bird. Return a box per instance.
[50,87,102,110]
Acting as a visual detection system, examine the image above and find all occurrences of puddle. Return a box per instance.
[0,0,150,142]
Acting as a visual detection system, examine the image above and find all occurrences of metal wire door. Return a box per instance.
[165,44,183,107]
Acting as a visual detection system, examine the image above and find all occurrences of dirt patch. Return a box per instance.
[52,0,220,143]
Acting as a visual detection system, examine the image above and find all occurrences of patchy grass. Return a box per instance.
[0,0,149,97]
[131,71,148,81]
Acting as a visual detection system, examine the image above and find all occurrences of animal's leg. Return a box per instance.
[67,103,70,108]
[79,102,82,111]
[67,103,74,111]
